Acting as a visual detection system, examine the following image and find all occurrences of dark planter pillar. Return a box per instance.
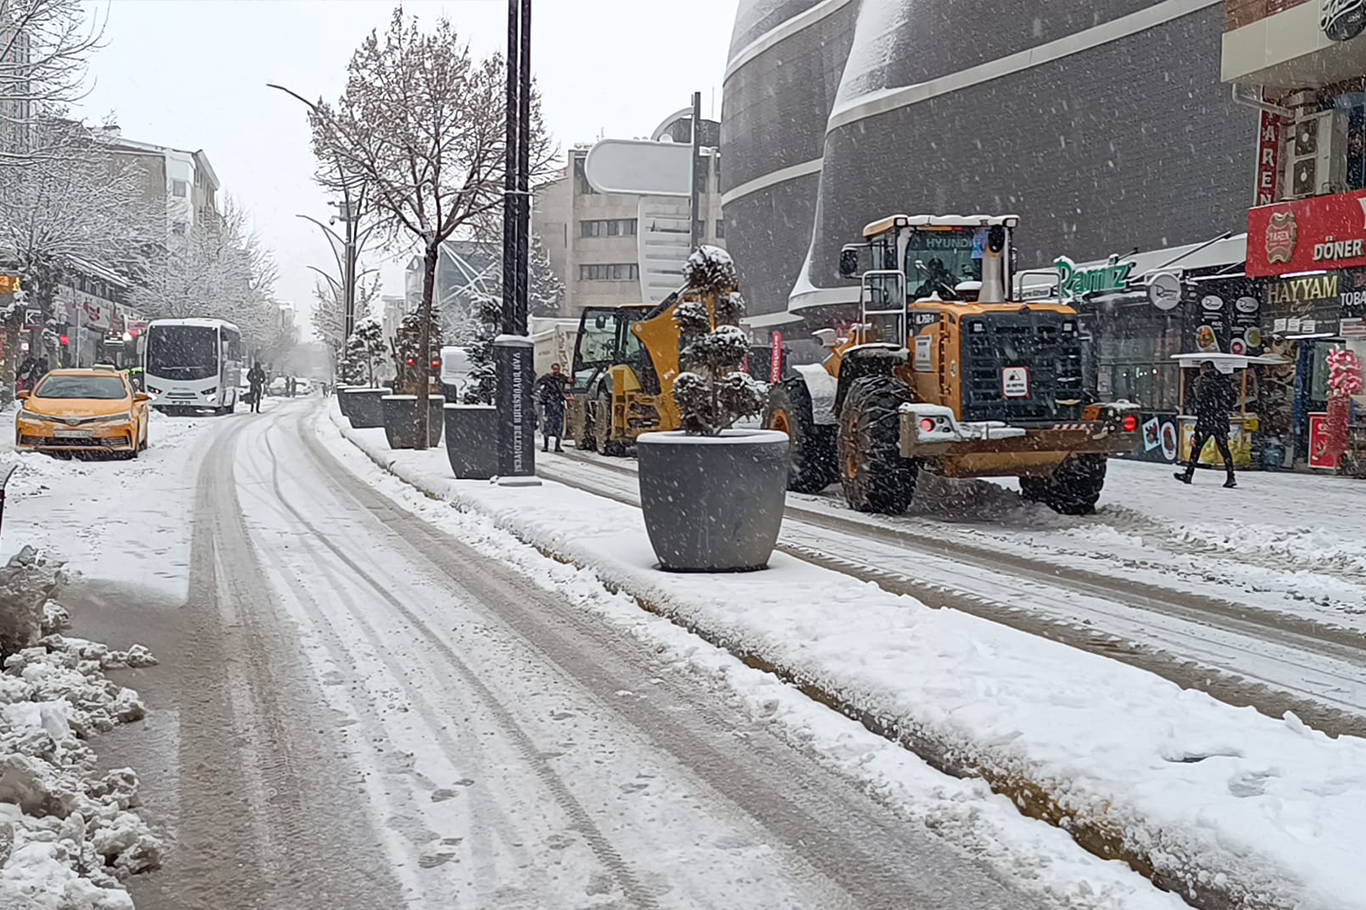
[345,388,386,429]
[383,395,445,449]
[335,385,356,417]
[636,429,788,572]
[445,404,500,479]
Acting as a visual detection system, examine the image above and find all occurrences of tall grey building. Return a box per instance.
[721,0,1261,325]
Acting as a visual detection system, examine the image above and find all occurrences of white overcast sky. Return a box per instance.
[76,0,740,331]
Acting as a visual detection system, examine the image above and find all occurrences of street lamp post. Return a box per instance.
[494,0,538,484]
[267,82,368,341]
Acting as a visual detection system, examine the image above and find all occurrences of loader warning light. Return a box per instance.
[920,418,936,433]
[1122,415,1138,433]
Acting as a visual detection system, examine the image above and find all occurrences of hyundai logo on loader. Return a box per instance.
[762,213,1142,516]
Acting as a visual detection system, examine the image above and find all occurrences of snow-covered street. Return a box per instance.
[534,444,1366,737]
[5,396,1365,909]
[13,399,1174,910]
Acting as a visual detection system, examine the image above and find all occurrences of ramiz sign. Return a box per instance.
[1055,254,1134,301]
[1247,188,1366,277]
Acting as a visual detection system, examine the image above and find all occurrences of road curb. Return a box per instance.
[326,412,1291,910]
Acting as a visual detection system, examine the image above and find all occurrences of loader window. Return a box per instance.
[907,229,984,300]
[574,311,620,386]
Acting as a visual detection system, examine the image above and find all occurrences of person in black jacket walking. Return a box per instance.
[534,363,569,453]
[1175,361,1237,488]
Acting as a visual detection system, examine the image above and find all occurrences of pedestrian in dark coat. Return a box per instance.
[1176,361,1237,488]
[534,363,569,453]
[247,363,267,414]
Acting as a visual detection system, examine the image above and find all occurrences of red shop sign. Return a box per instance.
[1254,111,1280,207]
[1248,188,1366,277]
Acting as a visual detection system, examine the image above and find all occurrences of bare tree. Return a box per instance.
[131,197,284,352]
[0,0,105,166]
[313,271,377,365]
[0,118,162,361]
[305,6,553,448]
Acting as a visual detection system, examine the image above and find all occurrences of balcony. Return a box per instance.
[1223,0,1366,88]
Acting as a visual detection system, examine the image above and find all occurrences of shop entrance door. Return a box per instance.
[1293,341,1333,463]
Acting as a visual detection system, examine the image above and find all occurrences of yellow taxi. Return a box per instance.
[15,367,151,458]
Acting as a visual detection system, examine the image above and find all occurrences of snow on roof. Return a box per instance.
[863,214,1020,237]
[146,317,241,332]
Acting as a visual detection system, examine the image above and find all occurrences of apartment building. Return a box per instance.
[533,110,726,317]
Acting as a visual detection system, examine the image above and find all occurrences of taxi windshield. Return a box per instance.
[33,375,127,400]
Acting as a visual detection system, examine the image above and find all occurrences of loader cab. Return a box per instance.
[571,305,654,395]
[844,215,1021,331]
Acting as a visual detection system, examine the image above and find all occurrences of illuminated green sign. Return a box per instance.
[1055,254,1134,301]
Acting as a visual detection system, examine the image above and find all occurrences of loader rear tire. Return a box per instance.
[1020,454,1107,516]
[764,381,837,494]
[839,375,919,515]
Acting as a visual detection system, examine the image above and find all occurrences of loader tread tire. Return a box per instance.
[764,381,838,494]
[839,375,918,515]
[1020,454,1107,516]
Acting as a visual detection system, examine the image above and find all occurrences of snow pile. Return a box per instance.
[328,415,1366,910]
[0,548,65,655]
[0,556,160,909]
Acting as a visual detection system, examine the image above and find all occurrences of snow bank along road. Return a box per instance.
[95,400,1126,910]
[537,447,1366,738]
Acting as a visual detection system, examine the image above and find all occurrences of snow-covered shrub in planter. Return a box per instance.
[344,318,391,429]
[383,309,444,448]
[636,246,787,572]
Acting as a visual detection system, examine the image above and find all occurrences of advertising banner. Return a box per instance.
[1308,412,1339,469]
[1247,189,1366,277]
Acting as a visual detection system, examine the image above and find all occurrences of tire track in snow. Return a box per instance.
[303,411,1041,910]
[257,422,660,910]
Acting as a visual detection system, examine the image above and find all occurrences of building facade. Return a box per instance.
[721,0,1262,324]
[1223,0,1366,472]
[103,131,219,233]
[533,111,725,316]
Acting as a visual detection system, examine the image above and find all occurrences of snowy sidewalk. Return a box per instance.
[325,413,1366,910]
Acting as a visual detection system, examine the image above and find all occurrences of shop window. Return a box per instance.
[1334,93,1366,192]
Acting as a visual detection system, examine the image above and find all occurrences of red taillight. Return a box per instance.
[1123,415,1138,433]
[406,358,416,367]
[431,360,440,370]
[920,418,935,433]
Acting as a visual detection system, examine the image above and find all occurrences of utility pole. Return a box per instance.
[494,0,538,484]
[689,91,703,251]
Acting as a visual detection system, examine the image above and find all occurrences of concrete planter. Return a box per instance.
[444,404,500,479]
[636,429,788,572]
[383,394,444,449]
[344,388,387,429]
[335,385,357,417]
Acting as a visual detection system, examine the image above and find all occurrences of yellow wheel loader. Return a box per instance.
[564,286,731,454]
[763,214,1141,515]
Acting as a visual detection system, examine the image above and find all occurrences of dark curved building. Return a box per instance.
[721,0,1259,325]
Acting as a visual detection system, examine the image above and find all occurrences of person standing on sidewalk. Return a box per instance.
[534,362,569,453]
[247,363,267,414]
[1175,361,1237,488]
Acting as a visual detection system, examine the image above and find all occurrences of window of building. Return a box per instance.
[580,218,637,238]
[579,263,639,282]
[172,179,188,198]
[715,219,725,239]
[572,156,596,195]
